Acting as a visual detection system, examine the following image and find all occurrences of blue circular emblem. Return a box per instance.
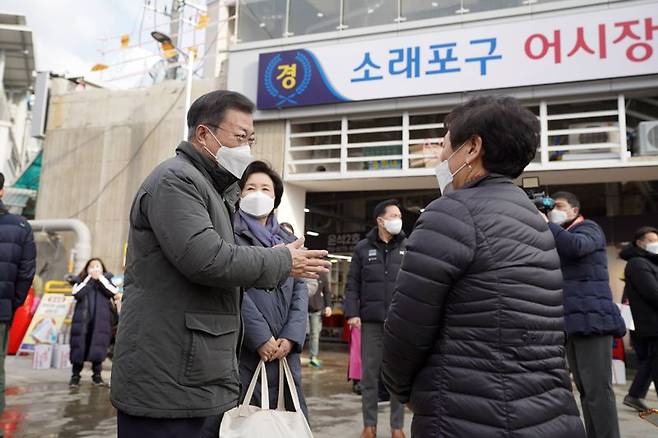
[264,52,312,107]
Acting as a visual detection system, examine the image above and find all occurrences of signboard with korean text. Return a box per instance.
[257,3,658,109]
[304,232,366,253]
[326,232,365,254]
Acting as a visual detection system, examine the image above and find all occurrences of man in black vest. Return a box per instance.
[345,199,407,438]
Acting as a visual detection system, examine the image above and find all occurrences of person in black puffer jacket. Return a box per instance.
[620,226,658,412]
[69,258,118,387]
[546,191,625,438]
[382,96,585,438]
[344,199,407,438]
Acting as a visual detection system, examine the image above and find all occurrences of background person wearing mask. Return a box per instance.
[382,96,585,438]
[234,161,309,417]
[0,171,36,423]
[111,91,329,438]
[69,258,118,387]
[620,226,658,412]
[344,199,407,438]
[546,191,626,438]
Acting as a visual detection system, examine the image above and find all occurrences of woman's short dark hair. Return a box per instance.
[444,96,539,178]
[373,199,400,222]
[187,90,254,140]
[634,226,658,245]
[239,161,284,209]
[552,191,581,210]
[77,257,108,281]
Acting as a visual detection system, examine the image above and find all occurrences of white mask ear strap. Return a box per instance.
[206,127,225,149]
[446,143,464,162]
[452,161,469,177]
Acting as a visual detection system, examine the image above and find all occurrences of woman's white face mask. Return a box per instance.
[240,191,275,218]
[435,143,469,195]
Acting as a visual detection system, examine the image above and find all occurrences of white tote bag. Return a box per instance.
[219,358,313,437]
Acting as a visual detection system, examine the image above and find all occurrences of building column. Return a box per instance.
[277,182,306,238]
[605,182,621,216]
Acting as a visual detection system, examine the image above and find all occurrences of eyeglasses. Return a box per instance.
[207,124,256,147]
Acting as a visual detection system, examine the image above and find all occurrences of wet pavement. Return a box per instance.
[1,344,656,437]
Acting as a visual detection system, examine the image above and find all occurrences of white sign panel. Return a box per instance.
[257,3,658,109]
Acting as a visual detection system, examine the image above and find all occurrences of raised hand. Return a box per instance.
[286,237,331,279]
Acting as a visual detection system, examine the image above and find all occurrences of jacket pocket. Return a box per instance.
[178,312,239,387]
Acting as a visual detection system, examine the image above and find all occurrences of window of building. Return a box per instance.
[237,0,287,42]
[466,0,526,14]
[288,0,341,36]
[343,0,397,30]
[400,0,463,21]
[236,0,617,43]
[284,94,645,179]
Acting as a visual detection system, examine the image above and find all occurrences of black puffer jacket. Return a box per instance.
[70,273,117,365]
[620,244,658,337]
[382,175,585,438]
[0,201,36,322]
[344,228,407,323]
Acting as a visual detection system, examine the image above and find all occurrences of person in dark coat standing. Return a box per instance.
[69,258,118,386]
[620,226,658,412]
[382,96,585,438]
[344,199,407,438]
[546,191,626,438]
[110,91,329,438]
[234,161,309,417]
[0,172,36,419]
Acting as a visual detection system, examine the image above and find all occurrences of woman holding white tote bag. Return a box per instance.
[220,358,313,437]
[234,162,309,416]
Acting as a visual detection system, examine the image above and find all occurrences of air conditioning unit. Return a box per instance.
[567,122,619,146]
[637,121,658,156]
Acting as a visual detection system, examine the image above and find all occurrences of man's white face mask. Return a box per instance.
[548,209,569,225]
[383,218,403,235]
[202,126,254,178]
[240,191,275,218]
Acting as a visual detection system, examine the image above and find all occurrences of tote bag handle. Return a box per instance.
[240,360,270,416]
[276,357,303,412]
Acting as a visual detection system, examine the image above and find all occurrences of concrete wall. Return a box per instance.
[36,77,223,274]
[252,119,285,172]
